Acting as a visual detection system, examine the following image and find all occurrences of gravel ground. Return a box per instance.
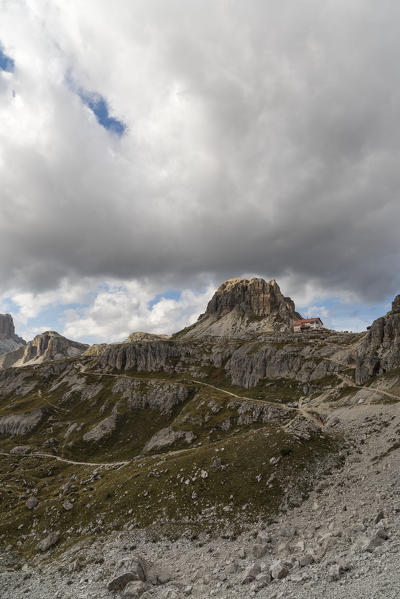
[1,402,400,599]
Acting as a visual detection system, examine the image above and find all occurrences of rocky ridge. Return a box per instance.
[0,330,88,369]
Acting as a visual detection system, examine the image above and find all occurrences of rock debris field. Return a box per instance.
[1,401,400,599]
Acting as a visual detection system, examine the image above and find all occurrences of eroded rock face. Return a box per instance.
[0,410,44,436]
[178,278,302,339]
[205,278,300,320]
[0,331,88,369]
[0,314,15,339]
[144,426,196,453]
[99,335,343,389]
[0,314,26,356]
[356,297,400,384]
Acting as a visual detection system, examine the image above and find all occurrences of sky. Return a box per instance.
[0,0,399,343]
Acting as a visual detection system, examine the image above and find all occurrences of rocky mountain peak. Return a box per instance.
[205,277,300,321]
[392,294,400,313]
[178,277,302,339]
[0,330,89,369]
[0,313,26,356]
[0,314,15,339]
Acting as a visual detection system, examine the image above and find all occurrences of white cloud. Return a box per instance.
[61,282,214,342]
[1,0,400,309]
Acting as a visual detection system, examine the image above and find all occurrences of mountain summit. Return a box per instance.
[178,277,302,339]
[0,314,25,355]
[0,330,88,369]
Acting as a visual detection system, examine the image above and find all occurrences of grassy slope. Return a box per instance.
[0,338,351,553]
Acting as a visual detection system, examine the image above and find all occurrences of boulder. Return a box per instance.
[242,562,261,584]
[37,532,60,552]
[122,581,148,598]
[270,560,290,580]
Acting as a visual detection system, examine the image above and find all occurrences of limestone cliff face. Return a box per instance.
[0,314,15,339]
[99,335,345,388]
[0,331,88,369]
[177,278,302,339]
[0,314,26,356]
[355,294,400,384]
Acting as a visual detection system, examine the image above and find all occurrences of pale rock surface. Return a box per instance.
[0,313,25,356]
[144,426,196,452]
[178,277,302,339]
[0,331,88,369]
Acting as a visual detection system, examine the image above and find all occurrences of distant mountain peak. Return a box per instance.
[0,313,26,356]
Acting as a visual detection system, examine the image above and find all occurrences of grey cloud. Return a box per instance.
[1,0,400,302]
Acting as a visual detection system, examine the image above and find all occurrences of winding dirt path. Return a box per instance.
[0,451,129,468]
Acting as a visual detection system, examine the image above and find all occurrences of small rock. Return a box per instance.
[37,532,60,552]
[242,562,261,584]
[26,496,39,510]
[253,544,268,558]
[298,553,314,567]
[122,581,148,598]
[270,560,289,580]
[62,500,73,511]
[109,574,139,592]
[328,564,342,581]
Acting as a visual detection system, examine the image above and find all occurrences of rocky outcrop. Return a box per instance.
[99,340,184,373]
[99,335,345,388]
[177,278,302,339]
[0,314,15,339]
[112,378,191,415]
[144,426,196,452]
[0,409,44,436]
[0,331,88,369]
[0,314,26,356]
[124,332,171,343]
[83,411,118,443]
[355,294,400,384]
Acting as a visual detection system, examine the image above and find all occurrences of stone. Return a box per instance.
[122,580,148,598]
[26,496,39,510]
[270,561,289,580]
[62,500,73,511]
[10,445,31,455]
[298,553,314,567]
[109,574,139,592]
[255,572,271,588]
[242,562,261,584]
[328,564,343,581]
[361,528,389,553]
[253,544,268,558]
[37,532,60,552]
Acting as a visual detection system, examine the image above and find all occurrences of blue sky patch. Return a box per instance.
[297,297,391,333]
[79,90,126,135]
[0,47,14,72]
[148,290,181,309]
